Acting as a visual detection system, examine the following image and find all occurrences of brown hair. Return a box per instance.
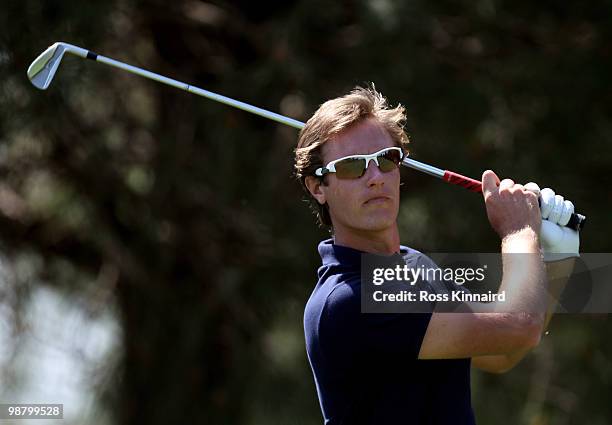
[294,85,410,227]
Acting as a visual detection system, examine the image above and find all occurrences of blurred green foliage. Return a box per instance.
[0,0,610,424]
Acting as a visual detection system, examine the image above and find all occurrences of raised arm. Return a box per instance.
[419,170,547,360]
[472,185,580,372]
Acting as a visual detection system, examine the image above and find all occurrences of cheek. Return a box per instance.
[387,170,401,192]
[325,181,359,210]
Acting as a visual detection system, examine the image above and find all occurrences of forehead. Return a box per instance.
[322,118,394,162]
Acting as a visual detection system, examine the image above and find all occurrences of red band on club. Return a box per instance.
[442,171,483,193]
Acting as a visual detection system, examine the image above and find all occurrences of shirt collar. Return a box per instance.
[317,238,410,268]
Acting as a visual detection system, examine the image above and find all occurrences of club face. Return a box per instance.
[27,43,67,90]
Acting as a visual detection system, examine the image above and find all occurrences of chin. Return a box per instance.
[331,208,398,234]
[359,214,397,232]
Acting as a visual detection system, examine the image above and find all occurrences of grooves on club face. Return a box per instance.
[27,43,67,90]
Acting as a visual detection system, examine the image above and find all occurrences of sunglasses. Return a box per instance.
[314,147,406,179]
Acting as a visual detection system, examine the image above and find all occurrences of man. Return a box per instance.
[294,86,579,424]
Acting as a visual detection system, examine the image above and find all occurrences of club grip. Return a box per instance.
[442,170,483,192]
[442,170,586,231]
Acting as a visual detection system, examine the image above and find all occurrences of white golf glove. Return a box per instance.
[524,183,580,262]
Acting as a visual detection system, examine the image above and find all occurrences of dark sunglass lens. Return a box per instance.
[335,158,367,179]
[378,150,402,172]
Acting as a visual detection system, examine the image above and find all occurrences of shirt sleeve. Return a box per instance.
[320,279,432,360]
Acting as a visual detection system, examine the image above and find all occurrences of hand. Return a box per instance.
[524,183,580,262]
[482,170,541,239]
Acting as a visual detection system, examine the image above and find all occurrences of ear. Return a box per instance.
[305,176,327,205]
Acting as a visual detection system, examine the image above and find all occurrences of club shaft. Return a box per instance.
[93,53,452,180]
[92,54,305,129]
[75,52,475,182]
[51,45,584,230]
[87,50,587,230]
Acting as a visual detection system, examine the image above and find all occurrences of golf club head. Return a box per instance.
[27,42,68,90]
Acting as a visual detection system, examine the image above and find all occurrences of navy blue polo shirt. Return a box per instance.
[304,239,475,425]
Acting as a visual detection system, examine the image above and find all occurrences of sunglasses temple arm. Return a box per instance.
[401,158,585,231]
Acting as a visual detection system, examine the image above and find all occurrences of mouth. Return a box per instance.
[364,196,392,205]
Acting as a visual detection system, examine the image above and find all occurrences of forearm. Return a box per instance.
[496,228,547,316]
[462,228,546,315]
[473,257,576,373]
[502,259,576,365]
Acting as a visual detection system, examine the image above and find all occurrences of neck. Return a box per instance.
[332,223,401,255]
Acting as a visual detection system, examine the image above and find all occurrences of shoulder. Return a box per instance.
[308,272,361,321]
[400,245,439,268]
[303,273,362,352]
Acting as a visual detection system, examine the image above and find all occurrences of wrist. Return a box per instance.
[501,227,541,254]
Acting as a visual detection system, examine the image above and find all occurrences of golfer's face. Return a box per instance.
[321,118,401,232]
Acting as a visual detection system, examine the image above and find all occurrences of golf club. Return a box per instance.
[27,41,586,230]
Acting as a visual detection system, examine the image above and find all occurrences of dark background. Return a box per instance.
[0,0,610,423]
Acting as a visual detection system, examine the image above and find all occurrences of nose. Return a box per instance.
[363,158,385,187]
